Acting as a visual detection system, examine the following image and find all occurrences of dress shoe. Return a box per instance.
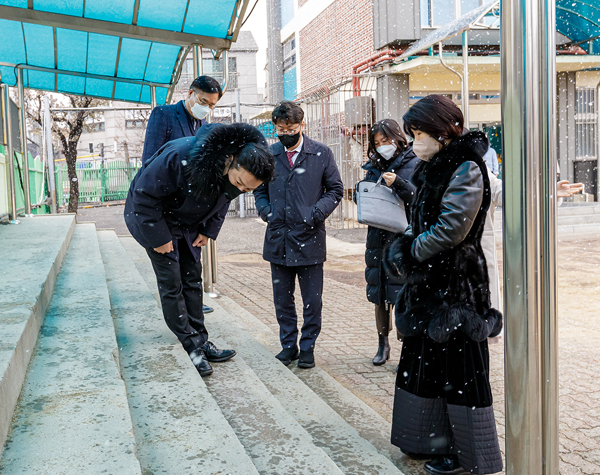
[275,347,299,366]
[190,349,213,377]
[202,341,236,362]
[424,456,465,475]
[203,304,214,314]
[372,335,391,366]
[297,349,315,369]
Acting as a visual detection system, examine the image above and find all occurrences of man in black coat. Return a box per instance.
[141,75,222,315]
[253,101,343,368]
[125,123,275,377]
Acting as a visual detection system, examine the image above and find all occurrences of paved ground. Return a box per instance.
[77,205,600,474]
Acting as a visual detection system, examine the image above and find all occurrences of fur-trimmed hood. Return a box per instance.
[185,123,268,198]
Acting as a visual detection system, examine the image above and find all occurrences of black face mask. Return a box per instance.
[278,132,301,149]
[221,175,244,200]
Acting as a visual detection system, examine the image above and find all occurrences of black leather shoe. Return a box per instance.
[203,304,214,314]
[190,349,213,377]
[202,341,236,362]
[372,335,391,366]
[275,347,299,366]
[297,350,315,369]
[424,456,465,475]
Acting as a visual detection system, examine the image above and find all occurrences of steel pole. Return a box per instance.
[539,0,559,472]
[150,86,157,109]
[17,69,32,216]
[462,31,469,128]
[44,96,57,213]
[2,85,18,223]
[192,45,203,78]
[501,0,558,473]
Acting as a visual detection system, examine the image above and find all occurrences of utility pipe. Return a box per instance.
[1,84,18,223]
[17,69,32,216]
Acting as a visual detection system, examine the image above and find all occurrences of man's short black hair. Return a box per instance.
[190,75,223,99]
[235,143,275,184]
[272,101,304,125]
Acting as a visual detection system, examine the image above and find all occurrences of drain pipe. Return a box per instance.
[438,42,467,122]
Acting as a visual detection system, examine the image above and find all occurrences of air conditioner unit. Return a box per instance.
[345,96,373,127]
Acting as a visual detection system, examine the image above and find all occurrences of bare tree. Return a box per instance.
[24,90,107,212]
[114,107,151,164]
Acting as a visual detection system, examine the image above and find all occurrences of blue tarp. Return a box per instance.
[0,0,241,103]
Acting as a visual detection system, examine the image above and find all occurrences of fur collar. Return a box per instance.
[185,123,267,198]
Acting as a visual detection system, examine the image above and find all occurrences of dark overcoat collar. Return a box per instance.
[273,133,316,170]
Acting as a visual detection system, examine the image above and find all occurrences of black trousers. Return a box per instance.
[270,263,323,352]
[146,238,207,354]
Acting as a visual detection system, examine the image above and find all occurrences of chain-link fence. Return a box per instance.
[300,76,378,229]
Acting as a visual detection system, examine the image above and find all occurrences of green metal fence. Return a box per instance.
[55,160,140,207]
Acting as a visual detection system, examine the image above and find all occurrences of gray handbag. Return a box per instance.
[356,176,408,233]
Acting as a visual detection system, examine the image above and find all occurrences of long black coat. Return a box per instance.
[384,132,503,343]
[253,135,343,266]
[363,147,419,305]
[141,100,206,164]
[125,124,266,262]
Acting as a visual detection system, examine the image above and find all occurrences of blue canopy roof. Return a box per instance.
[0,0,248,104]
[557,0,600,54]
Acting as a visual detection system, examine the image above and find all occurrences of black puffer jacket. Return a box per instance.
[384,131,503,342]
[363,146,419,305]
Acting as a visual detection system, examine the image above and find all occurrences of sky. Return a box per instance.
[240,0,269,96]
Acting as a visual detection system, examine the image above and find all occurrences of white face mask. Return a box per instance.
[412,134,443,162]
[376,144,397,160]
[191,103,210,120]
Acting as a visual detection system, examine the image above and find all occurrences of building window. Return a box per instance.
[125,120,145,129]
[576,88,597,160]
[203,57,238,89]
[86,121,105,133]
[281,0,294,28]
[421,0,489,27]
[283,36,296,72]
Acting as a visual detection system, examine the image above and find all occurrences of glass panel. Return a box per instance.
[86,78,115,98]
[461,0,480,16]
[57,29,88,73]
[283,66,297,101]
[155,87,168,105]
[183,0,237,37]
[432,0,455,26]
[0,66,18,86]
[144,43,180,83]
[114,82,142,102]
[22,23,54,68]
[0,19,26,65]
[35,0,84,16]
[85,0,135,24]
[27,70,55,91]
[57,74,86,95]
[140,85,151,104]
[117,38,152,79]
[137,0,187,31]
[421,0,431,27]
[0,0,28,7]
[281,0,295,28]
[87,33,120,76]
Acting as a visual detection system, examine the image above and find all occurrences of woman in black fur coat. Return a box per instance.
[384,95,503,475]
[362,119,419,366]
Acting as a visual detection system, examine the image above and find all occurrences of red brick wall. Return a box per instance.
[299,0,375,92]
[298,0,310,7]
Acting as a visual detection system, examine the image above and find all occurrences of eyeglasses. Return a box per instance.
[275,125,301,136]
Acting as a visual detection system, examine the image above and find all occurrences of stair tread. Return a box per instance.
[1,224,141,474]
[208,298,417,475]
[98,230,259,475]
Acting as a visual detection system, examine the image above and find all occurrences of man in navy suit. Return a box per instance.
[254,101,343,369]
[142,75,223,314]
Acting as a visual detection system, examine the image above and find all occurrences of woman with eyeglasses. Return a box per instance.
[384,95,503,474]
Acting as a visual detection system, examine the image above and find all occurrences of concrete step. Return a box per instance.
[0,224,141,474]
[205,333,345,475]
[0,215,75,454]
[119,236,409,474]
[210,296,421,475]
[97,230,259,475]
